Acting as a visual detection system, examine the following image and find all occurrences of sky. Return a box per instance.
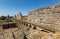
[0,0,60,16]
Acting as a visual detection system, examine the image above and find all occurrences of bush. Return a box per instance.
[0,16,7,20]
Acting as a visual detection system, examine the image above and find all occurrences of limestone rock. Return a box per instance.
[27,4,60,32]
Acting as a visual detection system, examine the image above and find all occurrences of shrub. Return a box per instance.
[0,16,7,20]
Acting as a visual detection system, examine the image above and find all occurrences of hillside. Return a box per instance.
[27,4,60,32]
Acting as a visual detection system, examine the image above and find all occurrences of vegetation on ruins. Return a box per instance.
[0,16,7,20]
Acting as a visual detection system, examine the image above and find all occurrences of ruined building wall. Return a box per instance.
[13,12,22,20]
[27,5,60,32]
[13,19,60,39]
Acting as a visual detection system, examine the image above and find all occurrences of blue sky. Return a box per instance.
[0,0,60,16]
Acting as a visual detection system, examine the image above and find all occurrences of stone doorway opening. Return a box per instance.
[24,34,27,39]
[2,23,17,29]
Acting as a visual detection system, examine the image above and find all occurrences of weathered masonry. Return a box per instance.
[2,22,17,29]
[13,19,60,39]
[12,4,60,39]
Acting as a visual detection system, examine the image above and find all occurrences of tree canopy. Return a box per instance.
[0,16,7,20]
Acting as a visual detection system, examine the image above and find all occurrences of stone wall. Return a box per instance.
[27,4,60,32]
[13,12,22,20]
[15,19,60,39]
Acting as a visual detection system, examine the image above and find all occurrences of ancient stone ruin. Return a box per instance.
[0,4,60,39]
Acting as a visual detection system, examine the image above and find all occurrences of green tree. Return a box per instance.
[0,16,7,20]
